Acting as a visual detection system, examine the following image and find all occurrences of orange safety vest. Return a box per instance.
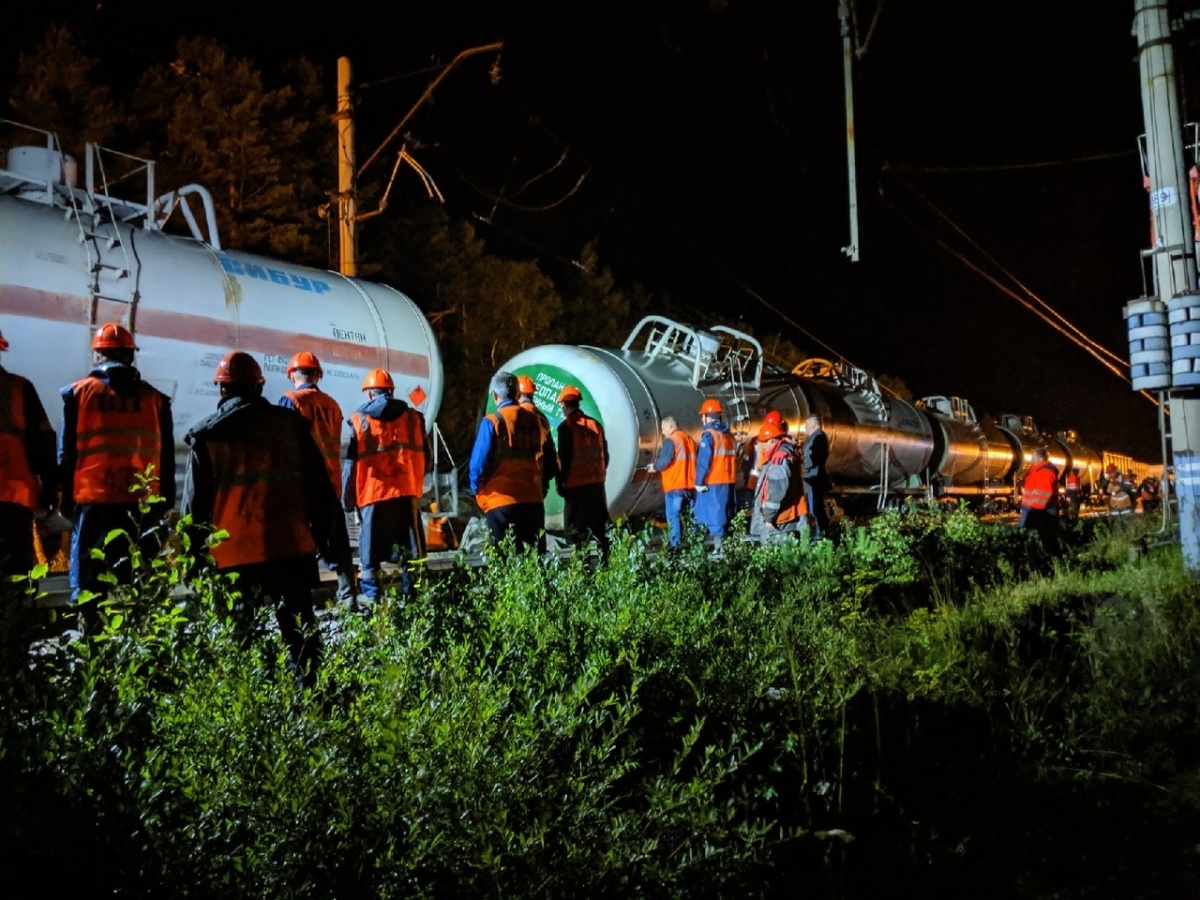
[559,410,607,490]
[203,433,318,569]
[284,386,344,498]
[476,405,545,512]
[660,431,696,494]
[519,400,552,440]
[700,427,737,486]
[0,373,39,509]
[71,376,165,504]
[1065,472,1080,493]
[350,407,426,506]
[1021,461,1059,511]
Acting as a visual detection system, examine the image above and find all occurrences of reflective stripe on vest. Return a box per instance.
[72,376,163,504]
[284,387,344,497]
[702,427,737,485]
[205,435,318,568]
[476,405,544,512]
[0,374,38,509]
[561,411,606,489]
[660,431,696,494]
[1021,461,1059,510]
[351,408,426,506]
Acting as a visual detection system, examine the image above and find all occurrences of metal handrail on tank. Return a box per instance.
[0,120,222,249]
[622,315,764,397]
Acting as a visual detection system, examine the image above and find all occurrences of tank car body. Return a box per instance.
[0,124,443,460]
[494,315,1112,526]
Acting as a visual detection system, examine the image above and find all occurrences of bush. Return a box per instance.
[2,509,1199,898]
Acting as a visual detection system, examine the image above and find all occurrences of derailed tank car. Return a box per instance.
[0,122,444,460]
[496,315,1109,527]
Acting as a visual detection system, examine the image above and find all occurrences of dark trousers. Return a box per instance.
[804,482,831,540]
[0,502,35,582]
[485,502,545,553]
[358,497,423,598]
[226,554,321,688]
[69,503,168,632]
[561,483,611,556]
[1019,506,1060,555]
[322,506,356,598]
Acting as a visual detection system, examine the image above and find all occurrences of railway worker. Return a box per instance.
[469,371,555,552]
[59,322,174,631]
[1019,446,1060,553]
[1064,467,1082,522]
[694,397,737,550]
[517,373,560,537]
[747,410,788,490]
[801,413,832,542]
[278,350,355,606]
[555,384,611,558]
[646,415,696,549]
[750,420,807,544]
[181,351,332,688]
[1138,475,1161,516]
[343,369,430,602]
[0,329,58,581]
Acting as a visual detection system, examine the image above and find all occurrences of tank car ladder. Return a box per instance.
[70,144,144,312]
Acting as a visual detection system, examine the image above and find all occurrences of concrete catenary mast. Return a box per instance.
[1131,0,1200,575]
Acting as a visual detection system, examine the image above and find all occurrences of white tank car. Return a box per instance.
[0,125,443,481]
[497,315,1109,525]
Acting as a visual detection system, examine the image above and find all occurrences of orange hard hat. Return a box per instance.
[758,422,785,442]
[287,350,323,377]
[92,322,137,350]
[764,410,786,430]
[557,385,582,403]
[517,374,536,395]
[699,397,723,416]
[0,330,8,351]
[362,368,395,391]
[213,351,264,385]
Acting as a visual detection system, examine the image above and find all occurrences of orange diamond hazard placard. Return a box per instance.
[408,384,427,407]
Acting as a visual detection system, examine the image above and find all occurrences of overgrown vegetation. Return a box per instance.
[2,506,1198,898]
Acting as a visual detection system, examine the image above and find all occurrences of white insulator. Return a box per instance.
[1125,296,1171,391]
[1167,293,1200,390]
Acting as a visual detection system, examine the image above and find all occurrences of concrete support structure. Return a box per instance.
[1134,0,1200,574]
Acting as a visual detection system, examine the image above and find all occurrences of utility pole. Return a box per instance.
[337,56,358,277]
[1132,0,1200,575]
[839,1,860,262]
[334,42,502,277]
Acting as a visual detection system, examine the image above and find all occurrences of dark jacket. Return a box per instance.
[801,427,830,489]
[181,394,333,563]
[0,365,58,508]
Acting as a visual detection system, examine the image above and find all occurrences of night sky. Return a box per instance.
[7,0,1186,460]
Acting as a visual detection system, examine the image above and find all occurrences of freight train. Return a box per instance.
[2,121,1153,539]
[496,316,1152,530]
[0,121,445,498]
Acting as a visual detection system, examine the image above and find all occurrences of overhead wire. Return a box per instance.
[898,178,1129,370]
[878,182,1163,409]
